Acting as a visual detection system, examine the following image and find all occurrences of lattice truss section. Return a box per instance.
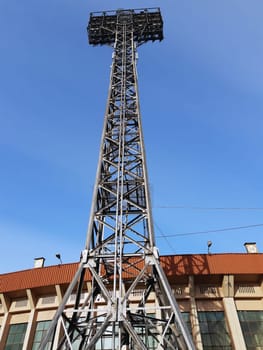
[40,8,195,350]
[88,13,154,275]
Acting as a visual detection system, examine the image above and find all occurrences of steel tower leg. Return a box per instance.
[40,8,195,350]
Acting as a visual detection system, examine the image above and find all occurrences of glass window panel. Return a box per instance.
[198,312,207,322]
[198,311,232,349]
[200,322,209,333]
[14,333,23,342]
[72,338,82,350]
[256,333,263,344]
[32,320,52,350]
[238,311,263,349]
[202,334,212,346]
[148,335,158,349]
[7,334,15,343]
[103,336,112,348]
[36,322,45,331]
[181,312,192,335]
[5,323,27,350]
[34,331,42,342]
[207,312,218,321]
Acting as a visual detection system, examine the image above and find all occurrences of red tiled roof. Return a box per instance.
[161,253,263,276]
[1,254,262,293]
[0,263,79,293]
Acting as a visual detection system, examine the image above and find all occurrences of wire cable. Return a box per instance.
[156,223,263,238]
[154,221,177,253]
[154,206,263,211]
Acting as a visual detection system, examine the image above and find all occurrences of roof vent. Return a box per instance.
[244,242,258,254]
[34,257,45,268]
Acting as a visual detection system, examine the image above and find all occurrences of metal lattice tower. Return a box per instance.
[40,8,195,350]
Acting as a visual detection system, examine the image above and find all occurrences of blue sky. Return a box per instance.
[1,0,263,273]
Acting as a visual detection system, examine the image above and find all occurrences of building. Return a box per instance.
[1,250,263,349]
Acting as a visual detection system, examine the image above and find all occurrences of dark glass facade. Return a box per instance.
[198,311,232,349]
[238,311,263,349]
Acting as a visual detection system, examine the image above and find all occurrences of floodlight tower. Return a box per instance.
[40,8,195,350]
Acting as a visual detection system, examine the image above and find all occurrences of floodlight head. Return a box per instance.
[88,7,163,46]
[207,241,212,254]
[55,253,62,264]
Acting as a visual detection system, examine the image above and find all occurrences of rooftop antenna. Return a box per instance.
[40,8,195,350]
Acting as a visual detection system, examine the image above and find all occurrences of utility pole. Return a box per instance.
[40,8,195,350]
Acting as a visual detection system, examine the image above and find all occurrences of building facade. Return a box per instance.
[1,253,263,349]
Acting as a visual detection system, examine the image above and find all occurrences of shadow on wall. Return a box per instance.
[160,254,211,277]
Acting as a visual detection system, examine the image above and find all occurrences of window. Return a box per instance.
[238,311,263,349]
[14,299,28,308]
[41,296,56,305]
[95,335,115,350]
[95,322,118,350]
[181,312,192,334]
[32,320,52,350]
[133,313,158,350]
[198,311,232,349]
[5,323,27,350]
[63,316,85,350]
